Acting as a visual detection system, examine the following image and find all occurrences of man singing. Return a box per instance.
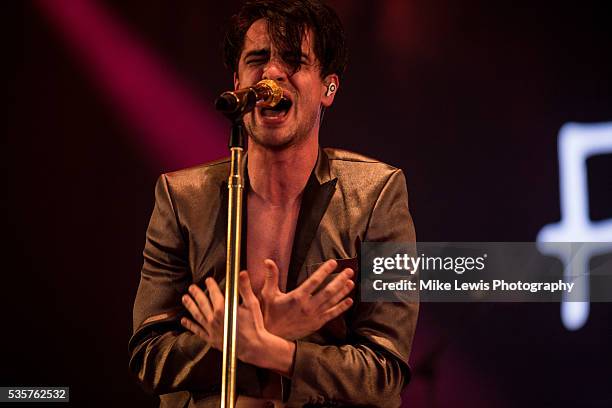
[129,1,418,406]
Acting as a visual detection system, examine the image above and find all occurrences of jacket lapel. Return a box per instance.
[286,148,337,291]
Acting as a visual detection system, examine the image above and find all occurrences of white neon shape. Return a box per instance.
[537,122,612,331]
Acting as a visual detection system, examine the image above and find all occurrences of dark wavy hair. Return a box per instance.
[222,0,348,79]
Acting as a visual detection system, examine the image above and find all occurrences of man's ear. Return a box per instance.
[321,74,339,108]
[234,72,240,90]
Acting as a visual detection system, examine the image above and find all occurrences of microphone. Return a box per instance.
[215,79,283,115]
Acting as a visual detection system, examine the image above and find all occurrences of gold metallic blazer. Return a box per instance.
[129,147,419,407]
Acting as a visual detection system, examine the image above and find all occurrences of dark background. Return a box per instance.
[5,0,612,406]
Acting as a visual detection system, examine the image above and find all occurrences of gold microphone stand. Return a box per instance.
[221,121,244,408]
[215,80,282,408]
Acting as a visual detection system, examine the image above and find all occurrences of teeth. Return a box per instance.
[261,109,287,118]
[260,96,291,119]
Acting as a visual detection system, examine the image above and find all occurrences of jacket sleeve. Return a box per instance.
[128,174,221,394]
[286,169,419,407]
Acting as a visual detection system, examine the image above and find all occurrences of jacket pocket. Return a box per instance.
[304,257,358,342]
[305,256,358,295]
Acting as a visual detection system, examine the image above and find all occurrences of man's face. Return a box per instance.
[235,19,338,150]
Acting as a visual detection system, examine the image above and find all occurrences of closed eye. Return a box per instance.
[246,58,267,65]
[243,48,271,66]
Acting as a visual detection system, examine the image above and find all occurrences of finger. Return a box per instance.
[296,259,337,295]
[262,259,280,295]
[182,293,207,326]
[181,316,209,340]
[316,269,355,311]
[320,297,354,323]
[188,284,213,322]
[205,277,225,312]
[238,271,259,308]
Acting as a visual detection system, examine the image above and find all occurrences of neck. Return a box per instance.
[247,137,318,206]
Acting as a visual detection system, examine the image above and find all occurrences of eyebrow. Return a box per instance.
[243,49,270,60]
[243,48,311,62]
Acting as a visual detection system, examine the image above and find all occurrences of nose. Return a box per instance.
[262,57,288,82]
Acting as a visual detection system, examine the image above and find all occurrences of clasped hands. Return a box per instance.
[180,259,354,374]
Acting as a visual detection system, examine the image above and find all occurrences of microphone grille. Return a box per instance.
[256,79,282,107]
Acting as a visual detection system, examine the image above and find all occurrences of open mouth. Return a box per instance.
[260,96,292,119]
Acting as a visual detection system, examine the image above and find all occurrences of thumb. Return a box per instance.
[262,259,280,294]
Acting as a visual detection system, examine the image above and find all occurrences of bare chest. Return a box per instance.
[246,197,301,294]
